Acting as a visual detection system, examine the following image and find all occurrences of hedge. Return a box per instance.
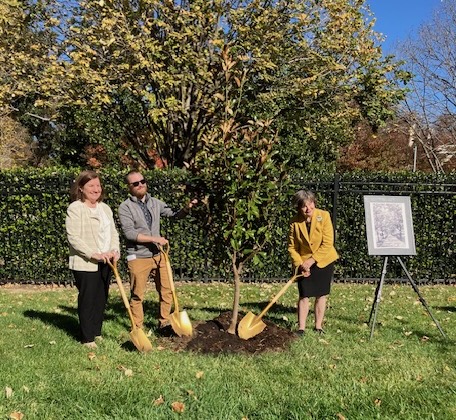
[0,167,454,284]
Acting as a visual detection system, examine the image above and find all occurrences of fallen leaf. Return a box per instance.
[9,411,24,420]
[416,375,423,382]
[196,371,204,379]
[337,414,346,420]
[282,315,288,321]
[117,365,133,375]
[329,364,337,369]
[318,338,329,345]
[24,344,34,348]
[374,398,382,407]
[171,401,185,413]
[421,336,430,342]
[187,389,198,400]
[49,341,56,345]
[395,316,403,320]
[153,395,165,406]
[5,386,13,398]
[22,386,29,393]
[404,331,413,336]
[87,352,96,361]
[156,346,165,351]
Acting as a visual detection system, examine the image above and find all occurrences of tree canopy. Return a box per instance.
[0,0,409,169]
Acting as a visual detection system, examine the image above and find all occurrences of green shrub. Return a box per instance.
[0,167,454,283]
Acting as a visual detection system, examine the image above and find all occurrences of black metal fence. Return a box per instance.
[0,170,455,284]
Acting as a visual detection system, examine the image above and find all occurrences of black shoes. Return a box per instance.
[296,329,305,336]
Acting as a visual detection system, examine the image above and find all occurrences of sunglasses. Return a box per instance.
[129,179,147,187]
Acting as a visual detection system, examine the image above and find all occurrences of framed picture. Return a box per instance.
[363,195,416,256]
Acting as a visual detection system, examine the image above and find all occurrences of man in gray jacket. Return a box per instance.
[118,170,197,332]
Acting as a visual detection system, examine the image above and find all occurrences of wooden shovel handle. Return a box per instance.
[158,244,179,312]
[107,260,137,330]
[257,266,303,320]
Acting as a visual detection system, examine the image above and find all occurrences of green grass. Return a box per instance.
[0,282,455,419]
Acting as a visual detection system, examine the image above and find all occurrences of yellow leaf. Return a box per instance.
[9,412,24,420]
[87,352,96,361]
[374,398,382,407]
[337,414,346,420]
[171,401,185,413]
[196,371,204,379]
[154,395,165,406]
[5,386,13,398]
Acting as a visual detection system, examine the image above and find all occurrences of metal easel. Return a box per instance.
[367,255,446,340]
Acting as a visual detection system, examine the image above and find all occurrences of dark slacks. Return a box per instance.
[72,263,111,343]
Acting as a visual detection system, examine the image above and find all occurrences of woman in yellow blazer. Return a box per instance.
[66,171,120,348]
[288,190,339,335]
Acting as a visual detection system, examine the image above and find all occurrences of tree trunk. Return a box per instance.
[227,253,242,335]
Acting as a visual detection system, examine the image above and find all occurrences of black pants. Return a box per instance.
[72,263,111,343]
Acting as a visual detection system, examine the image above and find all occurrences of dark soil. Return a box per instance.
[161,311,297,355]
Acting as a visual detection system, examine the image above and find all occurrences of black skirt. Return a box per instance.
[297,262,334,298]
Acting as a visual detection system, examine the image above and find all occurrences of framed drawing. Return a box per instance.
[363,195,416,256]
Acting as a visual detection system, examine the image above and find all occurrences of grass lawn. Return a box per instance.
[0,281,455,419]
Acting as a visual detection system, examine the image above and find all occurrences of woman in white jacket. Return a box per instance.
[66,170,120,349]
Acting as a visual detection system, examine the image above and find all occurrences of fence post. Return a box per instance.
[332,173,340,241]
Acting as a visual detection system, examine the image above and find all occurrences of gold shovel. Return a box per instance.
[108,260,153,353]
[160,244,193,337]
[238,267,303,340]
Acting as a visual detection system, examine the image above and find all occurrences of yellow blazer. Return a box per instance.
[288,208,339,269]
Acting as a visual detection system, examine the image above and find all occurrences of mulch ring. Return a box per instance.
[160,311,298,355]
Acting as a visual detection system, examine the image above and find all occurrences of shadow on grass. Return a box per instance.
[23,309,80,340]
[434,305,456,313]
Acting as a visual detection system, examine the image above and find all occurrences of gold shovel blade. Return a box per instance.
[130,327,153,353]
[238,311,267,340]
[169,310,193,337]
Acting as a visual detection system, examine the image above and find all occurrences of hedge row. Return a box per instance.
[0,167,454,284]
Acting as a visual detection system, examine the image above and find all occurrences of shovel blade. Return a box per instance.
[169,310,193,337]
[130,327,153,353]
[238,311,267,340]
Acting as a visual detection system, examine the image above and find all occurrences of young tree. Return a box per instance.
[192,46,290,334]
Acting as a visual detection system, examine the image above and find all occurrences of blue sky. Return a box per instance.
[367,0,443,53]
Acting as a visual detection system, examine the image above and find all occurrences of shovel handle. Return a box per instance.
[107,259,137,329]
[158,244,180,312]
[256,267,303,320]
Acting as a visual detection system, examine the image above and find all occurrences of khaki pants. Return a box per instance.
[128,254,172,328]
